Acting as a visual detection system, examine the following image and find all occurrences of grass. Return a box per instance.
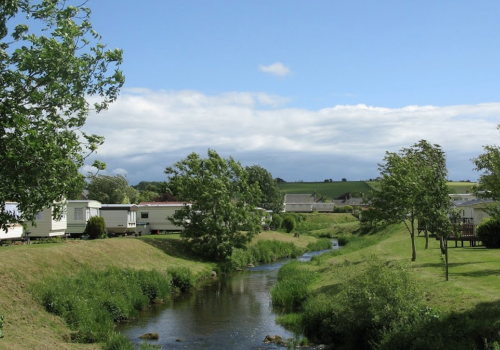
[273,221,500,348]
[278,180,477,199]
[0,229,327,350]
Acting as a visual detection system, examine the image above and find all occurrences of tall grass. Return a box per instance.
[229,240,305,269]
[305,238,332,251]
[270,260,316,312]
[34,266,191,344]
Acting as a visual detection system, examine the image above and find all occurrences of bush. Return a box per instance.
[271,214,283,229]
[283,216,296,233]
[477,218,500,248]
[169,266,195,292]
[84,216,106,239]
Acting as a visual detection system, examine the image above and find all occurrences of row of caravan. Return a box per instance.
[0,201,189,242]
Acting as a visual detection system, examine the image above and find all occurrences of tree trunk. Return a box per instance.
[439,236,446,255]
[445,238,449,281]
[424,228,429,250]
[411,219,416,261]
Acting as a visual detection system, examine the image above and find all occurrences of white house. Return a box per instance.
[100,204,138,235]
[0,202,24,242]
[137,202,190,234]
[454,198,496,229]
[66,200,102,236]
[26,204,67,238]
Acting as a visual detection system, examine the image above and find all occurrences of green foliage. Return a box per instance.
[300,257,433,349]
[168,266,195,292]
[36,267,171,343]
[0,0,124,230]
[283,216,296,233]
[271,214,284,229]
[271,260,316,312]
[229,240,305,269]
[246,165,284,214]
[84,216,106,239]
[104,332,134,350]
[370,140,451,261]
[477,218,500,248]
[165,149,263,261]
[87,174,132,204]
[472,125,500,201]
[305,238,332,251]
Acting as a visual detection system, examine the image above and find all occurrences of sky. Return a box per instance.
[77,0,500,185]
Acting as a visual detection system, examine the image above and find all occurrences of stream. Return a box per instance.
[118,241,339,349]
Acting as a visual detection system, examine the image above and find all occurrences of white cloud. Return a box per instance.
[258,62,291,77]
[83,90,500,184]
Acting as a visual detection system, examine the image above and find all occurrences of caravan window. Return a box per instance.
[74,208,83,220]
[141,212,149,219]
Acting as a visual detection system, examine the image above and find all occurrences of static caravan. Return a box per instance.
[137,202,190,233]
[66,200,102,237]
[455,199,496,229]
[0,202,24,242]
[26,205,67,238]
[285,203,313,213]
[100,204,138,235]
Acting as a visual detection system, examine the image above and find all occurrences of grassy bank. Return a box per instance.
[273,223,500,349]
[0,229,325,350]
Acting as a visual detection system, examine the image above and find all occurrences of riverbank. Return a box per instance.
[0,230,319,350]
[273,222,500,349]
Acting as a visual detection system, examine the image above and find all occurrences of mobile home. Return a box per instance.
[137,202,190,233]
[66,200,102,237]
[100,204,138,235]
[26,205,67,238]
[0,202,24,242]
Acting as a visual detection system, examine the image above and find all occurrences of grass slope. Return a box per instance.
[0,230,318,350]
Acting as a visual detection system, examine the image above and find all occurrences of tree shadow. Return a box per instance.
[139,237,209,262]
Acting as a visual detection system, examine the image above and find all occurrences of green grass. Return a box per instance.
[273,221,500,349]
[278,181,373,199]
[277,181,477,199]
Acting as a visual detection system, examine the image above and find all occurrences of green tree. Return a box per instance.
[245,165,283,214]
[165,149,263,261]
[371,140,451,261]
[0,1,124,231]
[87,174,131,204]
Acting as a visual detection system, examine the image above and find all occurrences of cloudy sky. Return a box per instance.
[81,0,500,185]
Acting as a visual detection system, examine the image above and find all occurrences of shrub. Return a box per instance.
[283,216,296,233]
[104,332,134,350]
[271,214,283,229]
[477,218,500,248]
[84,216,106,239]
[169,266,195,292]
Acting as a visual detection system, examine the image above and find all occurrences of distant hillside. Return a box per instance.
[278,181,476,200]
[278,181,373,200]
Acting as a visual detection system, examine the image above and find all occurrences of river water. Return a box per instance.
[118,241,338,350]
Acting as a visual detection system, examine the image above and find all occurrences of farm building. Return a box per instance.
[66,200,102,237]
[100,204,138,235]
[137,202,191,234]
[26,204,67,238]
[0,202,24,242]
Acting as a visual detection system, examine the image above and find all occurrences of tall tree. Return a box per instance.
[245,165,283,214]
[371,140,451,261]
[87,174,131,204]
[0,1,124,230]
[472,124,500,201]
[165,149,263,261]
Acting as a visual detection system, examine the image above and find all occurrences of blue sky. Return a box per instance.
[79,0,500,185]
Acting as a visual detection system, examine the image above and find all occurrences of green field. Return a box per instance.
[278,181,476,199]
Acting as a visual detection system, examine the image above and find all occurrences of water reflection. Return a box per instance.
[119,241,338,349]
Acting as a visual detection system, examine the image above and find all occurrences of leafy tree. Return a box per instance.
[283,216,296,233]
[477,218,500,248]
[276,177,286,183]
[165,149,263,261]
[472,124,500,219]
[371,140,451,261]
[245,165,283,214]
[87,174,131,204]
[84,216,106,239]
[0,1,124,231]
